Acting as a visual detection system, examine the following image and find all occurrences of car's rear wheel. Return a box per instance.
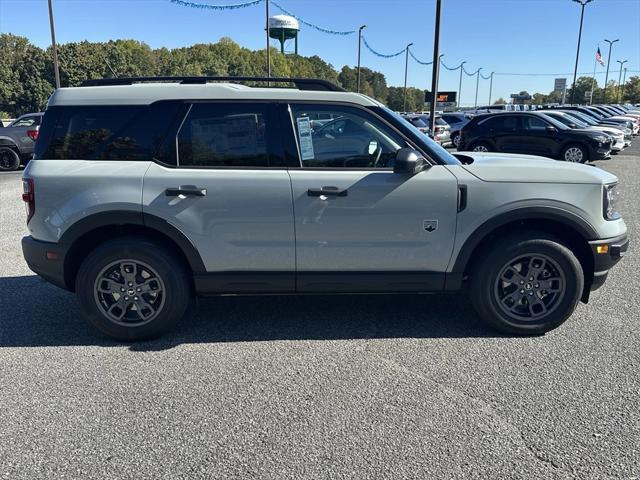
[469,232,583,335]
[471,141,492,152]
[451,132,461,148]
[0,147,20,171]
[561,144,587,163]
[76,236,192,341]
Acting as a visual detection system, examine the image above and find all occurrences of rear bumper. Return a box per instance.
[21,236,70,291]
[588,233,629,291]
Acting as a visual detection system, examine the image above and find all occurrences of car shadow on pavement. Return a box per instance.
[0,275,499,350]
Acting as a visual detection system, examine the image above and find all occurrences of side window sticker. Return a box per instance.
[295,116,315,161]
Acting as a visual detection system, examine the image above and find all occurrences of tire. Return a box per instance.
[471,141,492,153]
[75,236,193,341]
[451,132,461,148]
[0,146,20,171]
[469,232,584,335]
[561,143,588,163]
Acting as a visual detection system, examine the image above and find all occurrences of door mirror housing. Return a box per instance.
[393,148,428,175]
[546,125,557,133]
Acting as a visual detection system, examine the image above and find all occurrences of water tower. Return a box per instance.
[268,15,300,54]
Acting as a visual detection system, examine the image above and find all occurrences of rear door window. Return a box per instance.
[522,116,549,131]
[481,115,518,130]
[176,103,276,168]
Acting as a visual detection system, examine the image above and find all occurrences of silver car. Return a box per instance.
[21,76,628,340]
[403,114,452,147]
[440,112,474,148]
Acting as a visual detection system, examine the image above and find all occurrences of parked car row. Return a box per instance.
[399,103,638,163]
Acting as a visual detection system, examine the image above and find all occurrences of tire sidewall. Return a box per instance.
[471,141,492,152]
[0,147,20,171]
[471,236,584,335]
[561,143,587,163]
[76,237,192,341]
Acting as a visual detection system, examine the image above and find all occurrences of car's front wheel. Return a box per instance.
[469,232,584,335]
[561,144,588,163]
[471,141,492,152]
[451,132,461,148]
[76,236,192,341]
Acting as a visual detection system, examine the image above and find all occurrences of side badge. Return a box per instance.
[423,220,438,233]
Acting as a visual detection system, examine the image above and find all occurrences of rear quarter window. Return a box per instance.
[36,106,143,160]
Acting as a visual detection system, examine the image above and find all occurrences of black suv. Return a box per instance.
[457,111,612,163]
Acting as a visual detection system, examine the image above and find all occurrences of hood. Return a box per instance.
[585,125,624,136]
[571,128,609,139]
[455,152,618,184]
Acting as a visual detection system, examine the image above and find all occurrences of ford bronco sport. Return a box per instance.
[21,76,628,340]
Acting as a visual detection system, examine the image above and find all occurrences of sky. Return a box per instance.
[1,0,639,106]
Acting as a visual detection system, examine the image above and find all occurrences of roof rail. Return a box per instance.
[80,76,346,92]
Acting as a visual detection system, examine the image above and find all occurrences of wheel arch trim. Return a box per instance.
[59,210,206,280]
[450,206,598,275]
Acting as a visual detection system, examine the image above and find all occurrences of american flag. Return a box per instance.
[596,46,605,66]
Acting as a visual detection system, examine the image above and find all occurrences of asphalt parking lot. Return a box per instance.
[0,148,638,480]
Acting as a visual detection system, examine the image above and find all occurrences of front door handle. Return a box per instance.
[165,186,207,197]
[307,186,348,197]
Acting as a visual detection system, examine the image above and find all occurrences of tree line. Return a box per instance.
[1,33,638,118]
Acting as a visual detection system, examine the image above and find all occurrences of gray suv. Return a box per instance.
[21,77,628,340]
[0,112,43,170]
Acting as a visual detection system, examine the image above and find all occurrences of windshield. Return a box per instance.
[406,117,428,128]
[536,113,569,130]
[551,113,587,128]
[381,106,460,165]
[563,111,597,125]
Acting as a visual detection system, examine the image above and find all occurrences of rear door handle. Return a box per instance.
[165,186,207,197]
[307,186,348,197]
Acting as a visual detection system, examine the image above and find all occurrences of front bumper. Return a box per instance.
[588,233,629,291]
[589,142,611,160]
[22,236,70,291]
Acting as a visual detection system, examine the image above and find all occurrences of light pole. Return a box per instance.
[474,68,482,107]
[356,25,366,93]
[488,71,494,105]
[621,67,628,102]
[616,60,628,102]
[603,38,619,103]
[428,0,442,134]
[569,0,593,104]
[403,42,413,112]
[457,61,466,108]
[47,0,61,89]
[265,0,270,78]
[436,53,444,92]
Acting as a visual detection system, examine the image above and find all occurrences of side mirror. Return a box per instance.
[393,148,428,175]
[568,123,577,128]
[546,125,557,133]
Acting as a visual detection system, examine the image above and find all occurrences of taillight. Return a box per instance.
[26,129,39,141]
[435,126,445,133]
[22,179,35,223]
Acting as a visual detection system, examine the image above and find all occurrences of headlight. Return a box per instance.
[593,135,609,143]
[603,183,621,220]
